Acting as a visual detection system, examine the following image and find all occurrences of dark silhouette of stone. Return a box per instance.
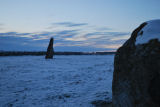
[91,100,112,107]
[45,37,54,59]
[112,20,160,107]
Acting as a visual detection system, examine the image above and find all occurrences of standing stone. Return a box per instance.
[45,37,54,59]
[112,20,160,107]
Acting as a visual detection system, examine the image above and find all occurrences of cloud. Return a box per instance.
[94,44,122,49]
[53,22,88,27]
[94,27,112,31]
[54,30,79,37]
[0,23,4,30]
[0,35,49,51]
[0,23,4,26]
[0,21,130,51]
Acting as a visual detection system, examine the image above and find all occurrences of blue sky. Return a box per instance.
[0,0,160,52]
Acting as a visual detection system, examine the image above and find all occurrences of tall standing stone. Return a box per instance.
[112,20,160,107]
[45,37,54,59]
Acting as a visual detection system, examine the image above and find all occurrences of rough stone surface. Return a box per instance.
[112,20,160,107]
[45,38,54,59]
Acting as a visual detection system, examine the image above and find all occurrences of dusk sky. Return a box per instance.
[0,0,160,52]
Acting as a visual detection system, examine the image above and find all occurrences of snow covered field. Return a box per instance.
[0,55,114,107]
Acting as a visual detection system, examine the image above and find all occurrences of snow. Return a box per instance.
[135,19,160,45]
[0,55,114,107]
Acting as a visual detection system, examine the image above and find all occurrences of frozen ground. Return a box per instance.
[0,55,114,107]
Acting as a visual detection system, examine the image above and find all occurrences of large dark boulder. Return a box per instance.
[45,37,54,59]
[112,20,160,107]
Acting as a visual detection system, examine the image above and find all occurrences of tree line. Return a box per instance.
[0,51,115,56]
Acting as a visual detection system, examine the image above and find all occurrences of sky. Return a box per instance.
[0,0,160,52]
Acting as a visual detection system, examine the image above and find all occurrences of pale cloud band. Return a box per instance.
[53,22,88,27]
